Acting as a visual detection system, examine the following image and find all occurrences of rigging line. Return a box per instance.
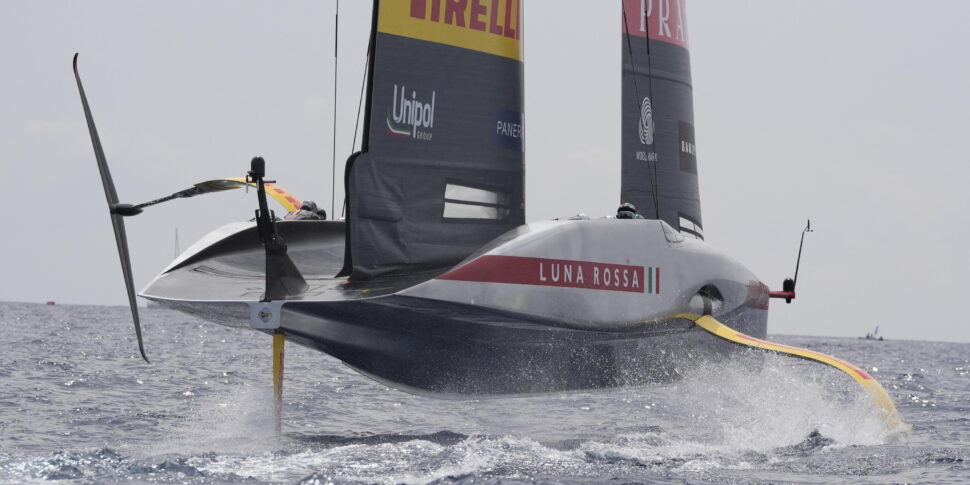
[350,52,368,156]
[344,53,369,220]
[621,3,661,219]
[330,0,339,218]
[343,10,374,220]
[343,8,372,220]
[640,2,661,220]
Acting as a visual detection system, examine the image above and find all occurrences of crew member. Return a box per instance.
[285,200,325,221]
[616,202,644,219]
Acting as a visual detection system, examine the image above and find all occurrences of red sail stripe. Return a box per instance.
[622,0,690,49]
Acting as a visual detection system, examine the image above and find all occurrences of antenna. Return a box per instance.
[769,219,813,303]
[793,219,813,287]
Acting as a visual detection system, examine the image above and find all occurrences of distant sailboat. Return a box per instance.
[861,325,884,341]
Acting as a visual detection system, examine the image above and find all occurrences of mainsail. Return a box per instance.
[621,0,703,239]
[346,0,525,279]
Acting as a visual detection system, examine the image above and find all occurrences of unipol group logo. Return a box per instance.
[638,97,654,145]
[387,84,436,141]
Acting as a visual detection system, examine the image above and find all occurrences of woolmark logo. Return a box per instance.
[387,85,436,141]
[638,97,654,145]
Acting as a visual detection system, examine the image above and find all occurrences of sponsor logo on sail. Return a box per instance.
[408,0,522,40]
[678,120,697,174]
[638,96,654,145]
[623,0,690,49]
[387,84,436,141]
[494,109,523,151]
[636,96,658,162]
[378,0,523,60]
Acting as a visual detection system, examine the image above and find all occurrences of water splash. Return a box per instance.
[665,352,893,451]
[2,303,965,484]
[147,383,281,457]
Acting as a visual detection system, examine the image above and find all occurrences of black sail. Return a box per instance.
[621,0,703,239]
[347,0,525,279]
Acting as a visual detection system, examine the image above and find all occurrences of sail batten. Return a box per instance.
[347,0,525,280]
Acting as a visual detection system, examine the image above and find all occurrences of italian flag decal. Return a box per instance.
[647,266,660,294]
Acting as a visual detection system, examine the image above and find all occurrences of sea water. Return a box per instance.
[0,301,966,484]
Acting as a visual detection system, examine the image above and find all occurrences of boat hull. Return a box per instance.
[142,219,770,396]
[279,296,764,396]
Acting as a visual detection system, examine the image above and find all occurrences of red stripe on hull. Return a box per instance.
[438,255,650,293]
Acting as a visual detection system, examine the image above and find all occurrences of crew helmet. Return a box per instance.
[300,200,318,212]
[616,202,638,219]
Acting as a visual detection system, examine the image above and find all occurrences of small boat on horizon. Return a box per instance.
[861,325,885,341]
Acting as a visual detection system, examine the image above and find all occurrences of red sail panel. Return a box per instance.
[622,0,689,48]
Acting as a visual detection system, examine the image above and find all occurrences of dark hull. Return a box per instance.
[279,295,766,396]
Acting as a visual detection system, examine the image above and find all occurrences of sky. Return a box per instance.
[1,1,968,342]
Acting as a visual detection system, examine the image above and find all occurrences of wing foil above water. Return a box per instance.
[688,314,907,430]
[73,53,149,363]
[346,0,526,280]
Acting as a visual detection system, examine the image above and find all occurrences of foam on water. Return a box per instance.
[1,303,967,484]
[148,384,282,457]
[150,349,902,484]
[669,352,894,449]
